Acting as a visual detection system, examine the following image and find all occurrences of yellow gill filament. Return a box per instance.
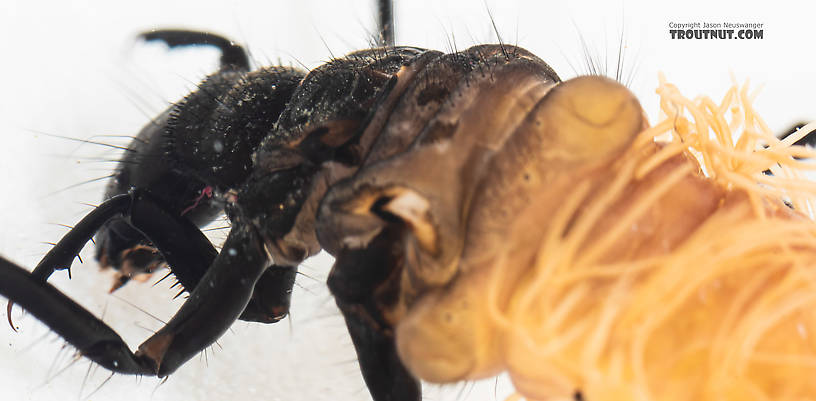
[490,75,816,401]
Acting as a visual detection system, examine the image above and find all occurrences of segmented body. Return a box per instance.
[3,3,816,399]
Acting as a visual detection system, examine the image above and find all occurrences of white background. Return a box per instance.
[0,0,814,400]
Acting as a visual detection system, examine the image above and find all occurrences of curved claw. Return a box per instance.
[32,194,134,285]
[0,256,153,374]
[7,300,17,332]
[4,196,133,332]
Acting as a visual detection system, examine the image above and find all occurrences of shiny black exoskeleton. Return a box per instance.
[0,1,565,399]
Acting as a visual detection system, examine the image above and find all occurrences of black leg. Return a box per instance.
[129,189,300,324]
[239,264,297,323]
[27,190,216,293]
[135,225,269,375]
[139,29,250,70]
[376,0,395,47]
[336,302,421,401]
[0,223,269,377]
[10,189,296,325]
[328,229,421,401]
[0,256,153,374]
[3,190,291,375]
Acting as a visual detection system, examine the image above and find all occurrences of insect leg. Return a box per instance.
[0,256,153,374]
[28,190,216,292]
[134,224,269,376]
[2,194,274,376]
[0,223,269,377]
[138,29,250,70]
[238,264,297,323]
[376,0,395,47]
[11,189,293,324]
[328,229,421,401]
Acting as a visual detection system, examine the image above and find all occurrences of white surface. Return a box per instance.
[0,0,814,400]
